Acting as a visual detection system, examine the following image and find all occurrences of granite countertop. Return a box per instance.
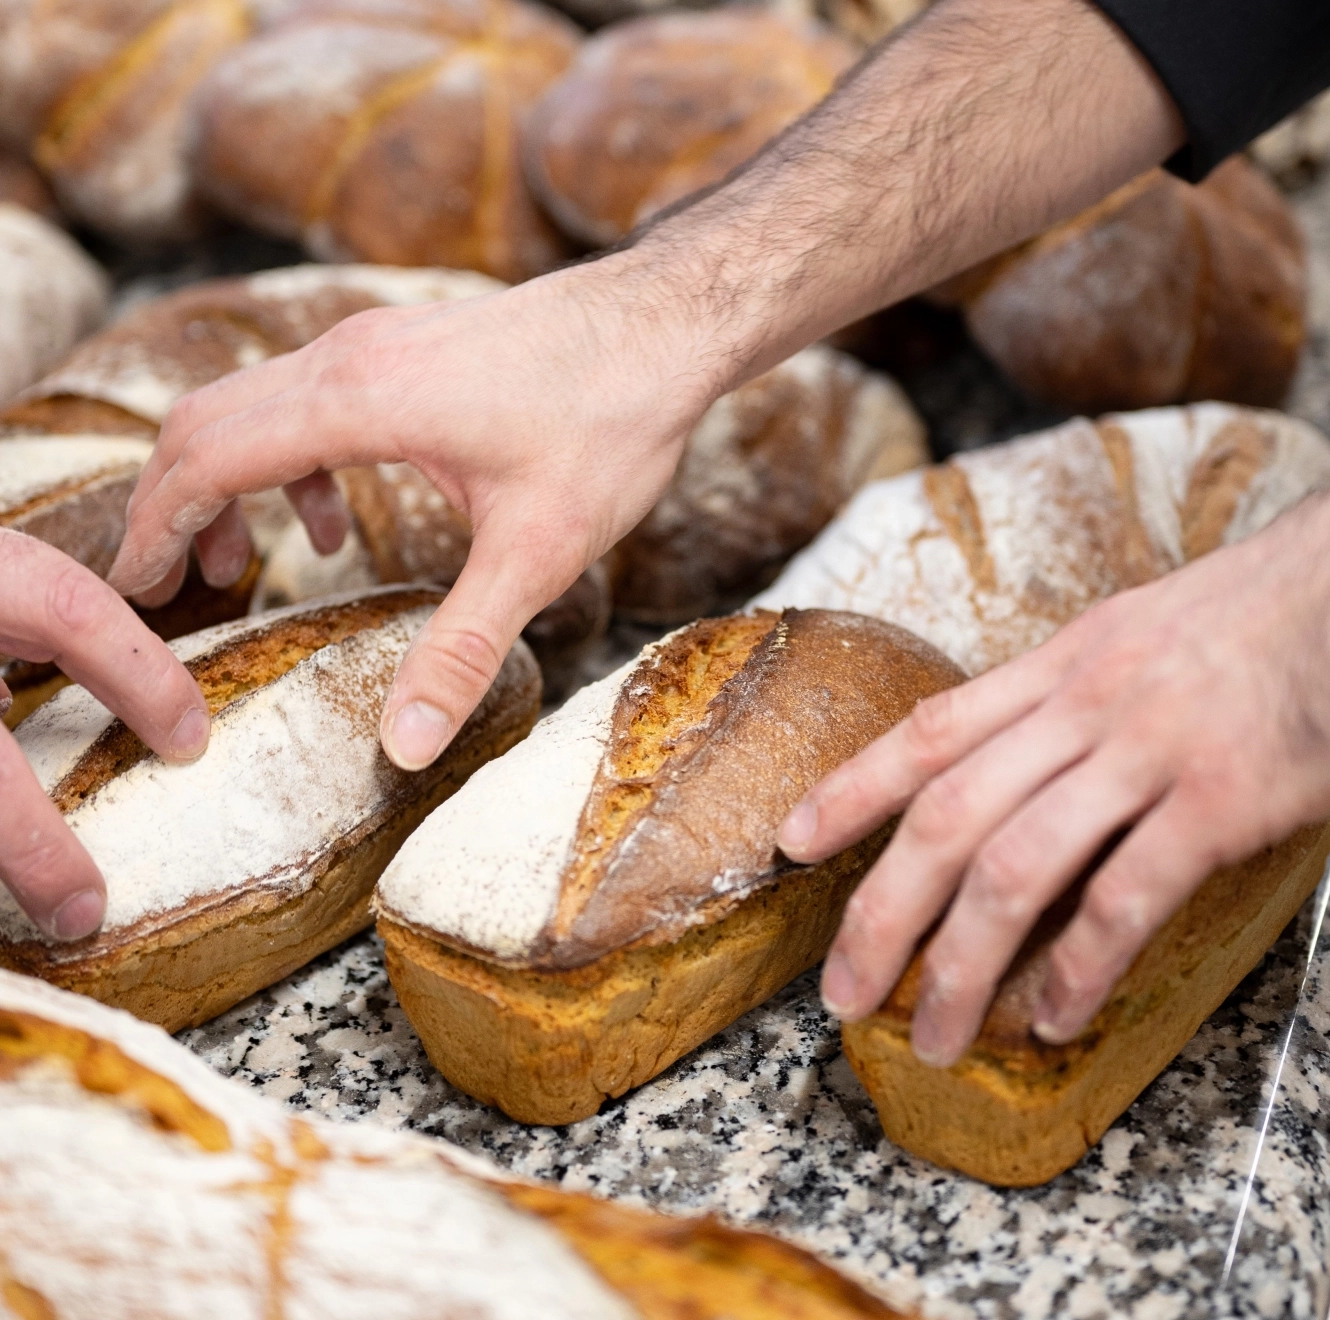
[168,165,1330,1319]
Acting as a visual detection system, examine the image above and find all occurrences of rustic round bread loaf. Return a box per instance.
[193,0,581,281]
[0,0,255,242]
[934,158,1307,413]
[0,144,58,218]
[0,203,107,406]
[524,9,856,247]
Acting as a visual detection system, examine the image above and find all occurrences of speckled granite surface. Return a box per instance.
[179,880,1330,1320]
[163,166,1330,1319]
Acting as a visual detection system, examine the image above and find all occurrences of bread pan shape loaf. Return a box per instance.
[755,401,1330,1184]
[0,587,541,1032]
[374,606,963,1125]
[0,968,908,1320]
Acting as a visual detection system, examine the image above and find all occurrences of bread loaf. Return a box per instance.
[933,158,1307,413]
[1251,87,1330,186]
[523,10,855,247]
[374,606,964,1124]
[608,342,927,622]
[2,262,501,436]
[192,0,580,281]
[0,587,541,1032]
[0,203,107,406]
[753,402,1330,1183]
[0,0,254,241]
[0,434,261,729]
[0,969,907,1319]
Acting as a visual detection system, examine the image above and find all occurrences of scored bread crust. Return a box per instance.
[0,969,908,1319]
[0,587,541,1031]
[375,607,964,1122]
[753,402,1330,1184]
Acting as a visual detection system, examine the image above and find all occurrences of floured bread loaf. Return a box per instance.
[0,587,541,1031]
[754,402,1330,1184]
[2,262,501,436]
[0,203,107,406]
[0,969,907,1319]
[375,606,964,1124]
[0,435,260,729]
[0,435,153,727]
[0,0,255,241]
[609,343,927,622]
[193,0,581,281]
[525,10,855,247]
[931,158,1306,412]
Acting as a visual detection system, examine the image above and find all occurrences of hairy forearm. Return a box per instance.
[606,0,1185,392]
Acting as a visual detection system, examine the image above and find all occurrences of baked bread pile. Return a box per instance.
[369,403,1330,1155]
[0,967,907,1318]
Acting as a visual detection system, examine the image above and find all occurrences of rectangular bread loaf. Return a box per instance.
[373,607,964,1125]
[0,588,542,1031]
[0,968,905,1319]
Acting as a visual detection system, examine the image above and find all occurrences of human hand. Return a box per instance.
[108,257,718,772]
[0,531,209,940]
[777,492,1330,1065]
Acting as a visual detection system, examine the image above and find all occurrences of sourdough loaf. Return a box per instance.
[0,144,58,217]
[374,607,964,1124]
[0,203,107,406]
[0,969,906,1319]
[1,262,501,436]
[193,0,581,281]
[523,9,856,247]
[608,342,927,622]
[0,0,255,241]
[0,587,541,1031]
[753,402,1330,1183]
[933,158,1307,412]
[0,434,260,728]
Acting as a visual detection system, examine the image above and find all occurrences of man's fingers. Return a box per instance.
[1031,791,1214,1045]
[0,532,208,762]
[379,522,577,770]
[778,641,1068,864]
[284,471,351,555]
[194,500,254,588]
[906,745,1168,1066]
[0,727,106,939]
[129,551,188,610]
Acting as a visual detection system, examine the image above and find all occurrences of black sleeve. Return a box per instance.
[1091,0,1330,181]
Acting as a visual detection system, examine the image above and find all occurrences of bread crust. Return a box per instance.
[842,819,1330,1186]
[0,588,542,1031]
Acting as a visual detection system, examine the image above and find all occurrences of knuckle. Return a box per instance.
[966,839,1037,924]
[423,628,504,698]
[906,772,968,847]
[44,561,108,637]
[904,689,959,765]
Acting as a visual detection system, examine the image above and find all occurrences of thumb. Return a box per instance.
[379,518,581,770]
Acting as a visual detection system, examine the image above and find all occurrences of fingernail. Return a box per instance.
[201,544,250,589]
[778,799,818,857]
[1032,1005,1081,1046]
[49,889,105,941]
[910,1009,961,1069]
[821,951,858,1018]
[386,702,452,770]
[169,707,210,761]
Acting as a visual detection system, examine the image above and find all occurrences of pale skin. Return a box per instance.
[13,0,1324,1065]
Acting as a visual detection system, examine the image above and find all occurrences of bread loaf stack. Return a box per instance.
[0,968,907,1318]
[192,0,582,281]
[0,588,541,1031]
[525,10,855,246]
[754,402,1330,1183]
[0,0,256,242]
[0,203,107,406]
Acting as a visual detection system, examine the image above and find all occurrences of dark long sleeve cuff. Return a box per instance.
[1092,0,1330,180]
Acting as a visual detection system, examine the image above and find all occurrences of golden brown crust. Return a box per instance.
[193,0,579,280]
[960,160,1306,412]
[502,1182,906,1319]
[844,819,1330,1185]
[531,609,964,970]
[0,588,543,1031]
[524,10,855,247]
[380,836,890,1124]
[0,395,155,437]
